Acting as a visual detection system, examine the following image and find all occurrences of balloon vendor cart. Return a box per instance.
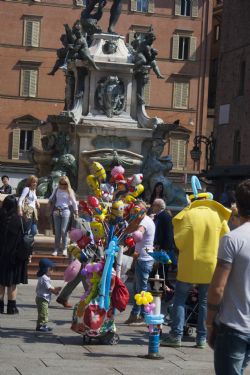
[69,163,145,344]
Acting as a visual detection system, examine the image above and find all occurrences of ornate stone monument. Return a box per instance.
[31,12,186,206]
[33,16,166,197]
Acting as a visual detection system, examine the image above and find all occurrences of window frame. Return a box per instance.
[172,32,197,61]
[180,0,191,16]
[170,137,188,170]
[173,81,190,109]
[19,129,34,160]
[23,16,42,48]
[20,68,38,98]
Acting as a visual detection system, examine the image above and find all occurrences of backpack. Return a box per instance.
[111,276,130,312]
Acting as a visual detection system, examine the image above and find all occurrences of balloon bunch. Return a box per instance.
[71,161,146,337]
[134,291,154,305]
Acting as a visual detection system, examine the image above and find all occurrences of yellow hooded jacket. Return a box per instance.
[173,200,231,284]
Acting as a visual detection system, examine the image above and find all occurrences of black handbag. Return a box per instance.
[15,219,34,261]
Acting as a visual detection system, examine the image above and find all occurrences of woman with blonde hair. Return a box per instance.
[49,176,78,256]
[18,175,40,235]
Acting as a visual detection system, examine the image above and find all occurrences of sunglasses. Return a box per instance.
[59,182,67,186]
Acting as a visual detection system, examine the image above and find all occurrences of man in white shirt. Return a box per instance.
[124,201,155,325]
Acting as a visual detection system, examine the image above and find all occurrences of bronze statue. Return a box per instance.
[132,29,164,79]
[81,0,123,34]
[48,20,99,76]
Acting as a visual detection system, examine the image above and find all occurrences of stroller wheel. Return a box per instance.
[101,332,120,345]
[184,326,193,337]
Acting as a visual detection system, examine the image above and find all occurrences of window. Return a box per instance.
[73,0,86,6]
[131,0,154,13]
[23,18,40,47]
[173,82,189,109]
[172,34,197,61]
[214,24,220,41]
[12,126,41,160]
[181,0,191,16]
[219,104,230,124]
[19,130,33,160]
[20,69,38,97]
[175,0,198,17]
[233,130,241,163]
[170,138,187,170]
[239,61,246,96]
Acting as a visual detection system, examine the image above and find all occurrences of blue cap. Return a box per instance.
[37,258,55,277]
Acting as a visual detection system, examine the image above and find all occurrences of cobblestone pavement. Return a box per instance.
[0,281,249,375]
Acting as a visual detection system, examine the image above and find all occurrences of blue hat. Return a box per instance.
[37,258,55,277]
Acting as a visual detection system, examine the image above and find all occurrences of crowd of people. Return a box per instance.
[0,173,250,375]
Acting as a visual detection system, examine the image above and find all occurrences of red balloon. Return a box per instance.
[87,195,99,208]
[125,236,135,248]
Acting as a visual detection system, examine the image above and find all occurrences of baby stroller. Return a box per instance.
[183,286,199,336]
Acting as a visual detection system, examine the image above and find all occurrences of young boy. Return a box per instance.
[36,258,61,332]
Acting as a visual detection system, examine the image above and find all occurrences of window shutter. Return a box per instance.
[148,0,154,13]
[181,82,189,108]
[24,21,33,46]
[29,70,38,97]
[74,0,84,6]
[33,128,41,149]
[21,70,30,97]
[144,80,151,106]
[171,139,186,169]
[172,34,179,59]
[12,128,21,160]
[191,0,198,17]
[31,21,40,47]
[128,31,135,45]
[175,0,181,15]
[189,36,197,61]
[173,82,189,109]
[131,0,137,11]
[24,20,40,47]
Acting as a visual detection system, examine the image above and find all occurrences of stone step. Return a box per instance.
[29,243,70,279]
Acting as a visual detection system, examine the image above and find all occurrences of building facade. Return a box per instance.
[207,0,250,198]
[0,0,212,190]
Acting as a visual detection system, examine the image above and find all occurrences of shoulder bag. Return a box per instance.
[15,218,35,261]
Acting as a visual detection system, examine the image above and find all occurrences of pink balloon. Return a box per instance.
[144,303,155,314]
[69,228,83,242]
[64,259,81,282]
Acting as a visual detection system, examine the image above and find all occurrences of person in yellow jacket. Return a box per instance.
[161,195,231,349]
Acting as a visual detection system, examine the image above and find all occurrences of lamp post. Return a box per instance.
[190,132,215,172]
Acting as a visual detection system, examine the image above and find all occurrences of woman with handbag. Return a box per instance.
[0,195,29,314]
[18,175,40,235]
[49,176,78,256]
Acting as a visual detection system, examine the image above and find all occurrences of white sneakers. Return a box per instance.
[52,250,68,256]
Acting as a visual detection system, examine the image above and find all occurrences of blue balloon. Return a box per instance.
[99,237,119,311]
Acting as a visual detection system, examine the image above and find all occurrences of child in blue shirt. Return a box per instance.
[36,258,61,332]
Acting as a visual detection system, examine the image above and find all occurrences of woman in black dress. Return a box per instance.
[0,195,28,314]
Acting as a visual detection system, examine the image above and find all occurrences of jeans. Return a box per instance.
[214,324,250,375]
[131,259,154,316]
[170,281,208,342]
[58,270,88,302]
[36,297,49,327]
[53,208,71,252]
